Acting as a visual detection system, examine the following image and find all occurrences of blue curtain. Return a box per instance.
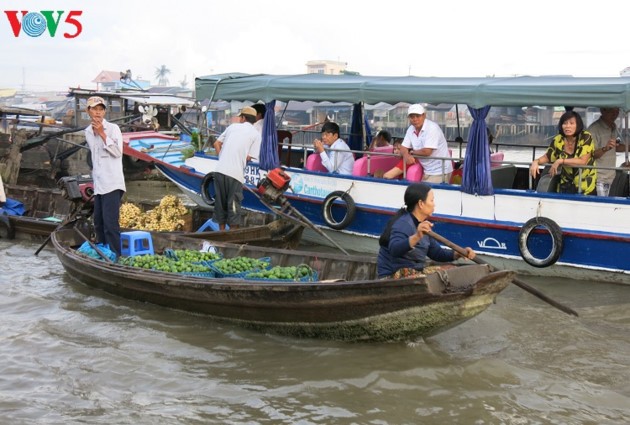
[348,103,365,153]
[258,100,280,170]
[461,106,493,195]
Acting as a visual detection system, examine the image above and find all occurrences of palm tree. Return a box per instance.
[155,65,171,86]
[179,75,188,88]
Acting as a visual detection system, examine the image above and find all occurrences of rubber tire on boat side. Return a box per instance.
[0,215,15,240]
[200,172,215,206]
[518,217,563,268]
[321,191,356,230]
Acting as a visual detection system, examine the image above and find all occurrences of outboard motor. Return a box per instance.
[256,168,291,203]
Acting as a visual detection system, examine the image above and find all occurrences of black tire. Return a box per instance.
[321,191,356,230]
[518,217,563,268]
[609,170,630,197]
[200,172,215,206]
[0,215,15,240]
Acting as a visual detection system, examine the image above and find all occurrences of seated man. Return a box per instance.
[313,121,355,175]
[384,104,453,183]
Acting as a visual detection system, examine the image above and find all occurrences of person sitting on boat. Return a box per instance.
[212,106,262,230]
[313,121,355,175]
[373,140,403,178]
[530,110,596,195]
[377,183,475,279]
[383,104,453,182]
[367,129,392,151]
[588,107,626,196]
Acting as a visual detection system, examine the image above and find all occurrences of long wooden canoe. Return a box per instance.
[51,228,514,342]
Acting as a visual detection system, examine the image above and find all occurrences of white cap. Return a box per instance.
[408,104,426,115]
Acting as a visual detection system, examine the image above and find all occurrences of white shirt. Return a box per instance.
[215,122,262,183]
[0,174,6,203]
[587,119,617,184]
[402,119,453,175]
[319,138,355,175]
[85,119,126,195]
[253,119,264,134]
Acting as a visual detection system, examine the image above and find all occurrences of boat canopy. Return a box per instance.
[195,73,630,109]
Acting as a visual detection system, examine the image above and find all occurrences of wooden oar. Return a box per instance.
[427,230,579,317]
[72,226,115,264]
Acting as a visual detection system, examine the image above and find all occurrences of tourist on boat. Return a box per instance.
[377,183,475,279]
[529,110,596,195]
[588,107,626,196]
[84,96,126,258]
[367,130,392,151]
[252,103,266,134]
[212,106,262,230]
[312,121,355,175]
[383,104,453,182]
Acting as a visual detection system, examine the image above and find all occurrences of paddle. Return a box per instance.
[72,226,115,264]
[427,230,579,317]
[34,198,92,256]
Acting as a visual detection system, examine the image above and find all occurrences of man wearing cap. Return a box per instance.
[385,104,452,182]
[212,106,262,230]
[84,96,126,257]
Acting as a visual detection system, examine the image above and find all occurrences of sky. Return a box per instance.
[1,0,630,92]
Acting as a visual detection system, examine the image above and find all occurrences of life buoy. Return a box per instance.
[321,191,356,230]
[518,217,563,268]
[0,215,15,240]
[200,172,215,206]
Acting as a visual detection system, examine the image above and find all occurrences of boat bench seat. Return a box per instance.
[352,155,400,177]
[305,153,328,172]
[490,164,517,189]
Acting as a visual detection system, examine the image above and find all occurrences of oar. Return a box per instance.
[72,226,115,264]
[427,230,579,317]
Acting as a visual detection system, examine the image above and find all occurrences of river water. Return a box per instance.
[1,238,629,425]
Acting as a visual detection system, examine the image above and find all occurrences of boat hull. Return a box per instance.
[51,228,513,342]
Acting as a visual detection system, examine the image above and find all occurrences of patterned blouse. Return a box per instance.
[544,131,596,195]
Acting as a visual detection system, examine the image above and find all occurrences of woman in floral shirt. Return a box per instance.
[529,110,596,195]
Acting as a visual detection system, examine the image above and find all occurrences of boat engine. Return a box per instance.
[257,168,291,203]
[57,175,95,203]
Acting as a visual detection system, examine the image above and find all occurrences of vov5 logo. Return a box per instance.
[4,10,83,38]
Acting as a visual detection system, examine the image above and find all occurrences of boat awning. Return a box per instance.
[119,95,196,107]
[195,73,630,109]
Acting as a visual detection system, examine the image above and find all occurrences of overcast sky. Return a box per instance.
[1,0,629,92]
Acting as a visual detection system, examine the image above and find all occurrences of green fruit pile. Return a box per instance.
[171,249,221,262]
[212,256,270,275]
[247,265,315,281]
[120,254,212,274]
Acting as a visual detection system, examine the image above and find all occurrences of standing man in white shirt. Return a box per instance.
[386,104,452,183]
[313,121,355,175]
[84,96,126,257]
[213,106,262,230]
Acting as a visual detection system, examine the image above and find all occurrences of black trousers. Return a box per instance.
[93,190,124,257]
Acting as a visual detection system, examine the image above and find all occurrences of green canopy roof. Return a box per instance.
[195,73,630,109]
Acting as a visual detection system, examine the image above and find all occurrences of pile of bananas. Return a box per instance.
[119,195,189,232]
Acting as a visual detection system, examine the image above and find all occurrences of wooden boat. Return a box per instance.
[51,227,514,342]
[1,183,303,249]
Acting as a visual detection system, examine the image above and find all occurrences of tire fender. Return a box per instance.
[0,215,15,240]
[200,172,215,206]
[321,191,356,230]
[518,217,563,268]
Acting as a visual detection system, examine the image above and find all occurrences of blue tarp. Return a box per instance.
[0,198,25,216]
